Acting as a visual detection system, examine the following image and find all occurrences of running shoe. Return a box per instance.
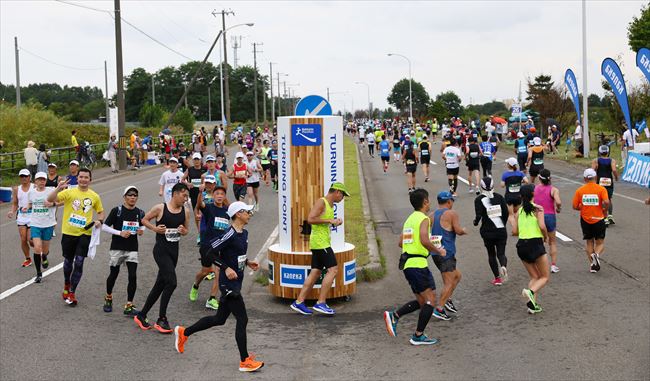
[444,299,457,313]
[475,190,481,195]
[607,215,615,225]
[154,317,173,334]
[526,301,543,314]
[522,288,538,309]
[189,286,199,302]
[34,275,42,284]
[21,258,32,268]
[468,187,474,193]
[42,255,49,269]
[239,356,264,372]
[65,292,78,306]
[491,277,503,286]
[432,308,451,321]
[134,315,152,330]
[205,298,219,310]
[103,296,113,313]
[424,177,429,182]
[313,303,335,315]
[550,264,560,273]
[196,236,201,246]
[174,326,187,354]
[409,333,439,346]
[592,253,601,272]
[590,263,597,273]
[383,311,398,337]
[62,283,70,300]
[204,272,215,281]
[123,303,139,316]
[290,301,313,315]
[499,266,508,282]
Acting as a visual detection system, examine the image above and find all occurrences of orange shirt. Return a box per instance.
[572,182,609,224]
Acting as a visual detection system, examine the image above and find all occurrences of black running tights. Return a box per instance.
[481,157,492,177]
[63,255,85,292]
[140,247,178,319]
[106,262,138,301]
[185,294,249,361]
[483,237,507,278]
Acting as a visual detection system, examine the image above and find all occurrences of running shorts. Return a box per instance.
[311,247,337,270]
[544,214,557,233]
[233,184,247,201]
[406,164,417,174]
[247,181,260,189]
[199,244,216,268]
[61,234,91,259]
[403,267,436,294]
[381,156,390,163]
[516,238,546,263]
[580,219,606,240]
[432,256,457,273]
[467,160,480,171]
[529,165,544,178]
[421,155,431,164]
[517,154,528,171]
[30,226,54,241]
[505,194,522,206]
[262,163,271,172]
[109,250,139,267]
[446,167,459,176]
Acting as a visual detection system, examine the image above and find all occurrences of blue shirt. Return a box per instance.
[480,142,495,161]
[379,140,391,157]
[199,203,229,242]
[209,227,249,293]
[430,208,457,259]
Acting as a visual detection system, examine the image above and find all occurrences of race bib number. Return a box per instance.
[470,152,479,158]
[32,207,48,216]
[237,255,247,271]
[68,213,87,228]
[533,158,544,165]
[421,149,429,156]
[430,234,442,248]
[165,228,181,242]
[483,151,492,157]
[191,178,202,186]
[508,184,521,193]
[235,170,246,178]
[487,205,502,218]
[214,217,229,230]
[599,177,612,187]
[402,228,414,244]
[582,194,599,206]
[122,221,139,233]
[406,159,416,165]
[518,146,527,153]
[382,148,389,154]
[18,208,32,215]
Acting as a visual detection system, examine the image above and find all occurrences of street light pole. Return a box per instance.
[269,62,275,124]
[104,60,109,128]
[276,72,287,116]
[208,76,217,122]
[354,81,370,119]
[387,53,413,121]
[581,0,590,157]
[14,36,21,109]
[114,0,127,170]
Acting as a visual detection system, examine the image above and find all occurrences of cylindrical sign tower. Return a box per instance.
[267,116,356,299]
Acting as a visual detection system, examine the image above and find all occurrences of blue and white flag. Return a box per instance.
[601,58,632,133]
[564,69,581,122]
[622,152,650,188]
[636,47,650,83]
[636,119,647,133]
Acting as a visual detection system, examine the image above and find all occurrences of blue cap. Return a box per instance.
[437,191,455,202]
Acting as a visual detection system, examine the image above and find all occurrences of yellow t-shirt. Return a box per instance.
[58,188,104,236]
[71,135,78,148]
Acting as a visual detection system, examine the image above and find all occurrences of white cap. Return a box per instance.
[48,162,57,168]
[69,160,79,166]
[235,152,245,159]
[169,157,179,163]
[533,137,542,146]
[123,185,138,196]
[192,152,202,160]
[227,201,254,217]
[583,168,597,178]
[204,175,216,183]
[205,155,216,162]
[505,157,518,167]
[34,171,47,179]
[517,132,524,138]
[19,169,31,176]
[246,151,254,156]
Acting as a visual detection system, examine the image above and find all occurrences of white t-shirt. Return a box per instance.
[485,122,495,135]
[159,169,184,203]
[246,159,261,183]
[574,125,583,140]
[359,127,366,137]
[28,187,56,228]
[443,146,463,169]
[622,129,639,148]
[366,132,375,143]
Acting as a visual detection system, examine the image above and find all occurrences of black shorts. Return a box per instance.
[420,155,430,164]
[381,156,390,163]
[406,164,417,173]
[403,267,436,294]
[505,194,522,206]
[516,238,546,263]
[270,164,278,178]
[467,160,480,171]
[199,244,215,268]
[261,163,271,171]
[233,183,247,200]
[310,247,337,270]
[247,181,260,189]
[580,219,607,240]
[529,165,544,178]
[61,233,91,260]
[517,154,528,171]
[432,256,457,273]
[189,189,200,209]
[446,167,460,176]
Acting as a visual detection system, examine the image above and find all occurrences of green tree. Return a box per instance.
[229,65,269,123]
[383,107,395,119]
[81,99,106,121]
[628,2,650,52]
[466,101,507,116]
[435,91,463,118]
[526,74,554,102]
[587,94,602,107]
[428,100,449,120]
[124,67,153,122]
[387,78,430,118]
[139,102,165,127]
[173,107,196,132]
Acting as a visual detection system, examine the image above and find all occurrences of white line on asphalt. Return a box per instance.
[429,160,437,165]
[0,262,64,301]
[457,175,470,185]
[555,231,573,242]
[553,175,645,204]
[249,225,278,275]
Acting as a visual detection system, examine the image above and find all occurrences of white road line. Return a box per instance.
[457,175,470,185]
[429,160,437,165]
[553,175,645,204]
[555,231,573,242]
[249,225,278,275]
[0,262,64,301]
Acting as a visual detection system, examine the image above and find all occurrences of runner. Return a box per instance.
[290,183,350,316]
[45,163,59,188]
[101,185,145,315]
[203,155,228,188]
[158,157,183,203]
[228,152,248,202]
[501,157,528,227]
[268,140,279,192]
[573,168,610,273]
[383,188,445,345]
[514,132,528,174]
[592,145,618,225]
[358,125,366,153]
[245,151,262,212]
[66,160,80,189]
[260,140,271,186]
[403,143,418,193]
[173,201,264,372]
[465,137,482,194]
[392,134,402,162]
[527,137,545,184]
[379,135,391,173]
[534,169,562,273]
[189,184,229,310]
[7,169,34,267]
[479,134,496,178]
[442,139,463,197]
[512,184,549,314]
[183,153,206,245]
[27,171,57,282]
[47,168,104,306]
[366,130,376,157]
[134,183,190,333]
[473,177,509,285]
[419,135,431,182]
[430,191,467,320]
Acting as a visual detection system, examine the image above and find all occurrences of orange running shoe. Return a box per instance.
[65,292,78,306]
[62,283,70,300]
[174,326,187,353]
[21,258,32,267]
[239,356,264,372]
[133,315,152,330]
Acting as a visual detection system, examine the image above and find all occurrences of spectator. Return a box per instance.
[24,141,39,177]
[107,135,118,173]
[573,120,583,157]
[36,143,50,173]
[71,130,80,161]
[621,124,639,167]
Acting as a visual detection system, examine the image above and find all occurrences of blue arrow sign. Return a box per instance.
[295,95,332,116]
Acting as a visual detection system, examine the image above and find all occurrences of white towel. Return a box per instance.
[88,226,101,259]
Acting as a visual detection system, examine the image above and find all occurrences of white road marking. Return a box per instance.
[429,160,437,165]
[457,175,470,185]
[0,262,64,301]
[249,225,278,275]
[555,231,573,242]
[553,175,645,204]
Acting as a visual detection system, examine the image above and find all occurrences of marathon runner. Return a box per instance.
[379,135,391,173]
[419,135,431,182]
[7,169,34,267]
[135,183,190,333]
[527,137,545,184]
[479,135,496,178]
[228,152,248,202]
[534,169,562,273]
[512,184,549,314]
[465,137,481,194]
[182,153,206,245]
[392,134,402,162]
[573,168,609,273]
[101,185,145,315]
[268,140,279,192]
[27,171,57,282]
[366,130,376,157]
[45,163,59,188]
[442,139,463,196]
[403,143,418,193]
[66,160,80,189]
[260,140,271,186]
[158,157,183,203]
[473,177,509,286]
[514,132,528,174]
[245,151,262,212]
[47,168,104,306]
[592,145,618,225]
[430,191,467,320]
[174,201,264,373]
[203,155,228,188]
[501,157,528,227]
[383,189,445,345]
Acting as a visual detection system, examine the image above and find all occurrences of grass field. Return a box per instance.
[343,135,369,267]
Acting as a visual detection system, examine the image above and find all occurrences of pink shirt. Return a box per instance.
[534,184,556,215]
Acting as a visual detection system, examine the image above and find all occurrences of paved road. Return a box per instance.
[0,137,648,380]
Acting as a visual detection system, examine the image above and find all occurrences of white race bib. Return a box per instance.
[402,228,414,244]
[68,213,87,228]
[470,152,479,158]
[533,158,544,165]
[122,221,139,233]
[191,178,202,186]
[421,149,429,156]
[165,228,181,242]
[214,217,229,230]
[582,194,599,206]
[237,254,247,271]
[487,205,502,218]
[599,177,612,187]
[508,184,521,193]
[430,234,442,248]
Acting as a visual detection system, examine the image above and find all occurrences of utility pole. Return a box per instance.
[327,87,330,102]
[213,9,234,126]
[184,83,188,108]
[252,42,263,127]
[114,0,127,170]
[581,0,590,157]
[262,79,267,123]
[151,75,155,105]
[277,72,281,117]
[14,36,21,109]
[231,36,242,68]
[270,63,275,123]
[104,60,109,127]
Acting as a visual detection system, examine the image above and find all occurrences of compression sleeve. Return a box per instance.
[101,224,121,236]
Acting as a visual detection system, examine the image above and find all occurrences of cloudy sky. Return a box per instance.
[1,0,647,113]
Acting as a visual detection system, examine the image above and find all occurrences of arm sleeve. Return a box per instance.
[101,224,121,236]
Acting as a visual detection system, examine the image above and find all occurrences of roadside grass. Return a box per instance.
[343,135,369,267]
[357,235,387,282]
[547,141,626,169]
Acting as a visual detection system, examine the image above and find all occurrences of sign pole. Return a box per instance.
[581,0,590,157]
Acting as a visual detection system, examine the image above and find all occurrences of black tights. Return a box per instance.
[140,247,177,319]
[63,256,85,292]
[185,294,249,361]
[481,157,492,177]
[106,262,138,301]
[483,237,507,278]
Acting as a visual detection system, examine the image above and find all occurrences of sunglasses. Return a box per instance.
[238,209,253,215]
[125,193,139,197]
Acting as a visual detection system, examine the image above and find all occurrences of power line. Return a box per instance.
[19,46,104,71]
